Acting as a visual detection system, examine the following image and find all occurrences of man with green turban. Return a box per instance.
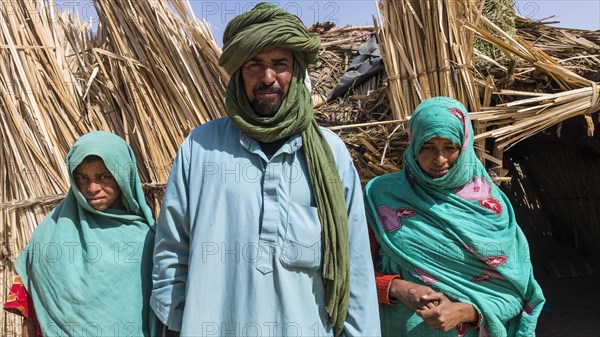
[151,3,380,337]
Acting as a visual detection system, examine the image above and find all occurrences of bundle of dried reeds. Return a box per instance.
[1,0,226,247]
[464,16,600,150]
[89,0,228,184]
[475,0,516,62]
[465,16,594,91]
[339,123,409,184]
[375,0,482,120]
[515,17,600,76]
[1,0,79,256]
[472,86,600,149]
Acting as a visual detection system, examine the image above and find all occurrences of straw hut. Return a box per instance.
[309,1,600,256]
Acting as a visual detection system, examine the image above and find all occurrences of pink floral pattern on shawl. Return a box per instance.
[376,206,416,232]
[456,177,503,215]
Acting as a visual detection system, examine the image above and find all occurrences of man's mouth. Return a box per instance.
[256,91,280,98]
[253,84,283,98]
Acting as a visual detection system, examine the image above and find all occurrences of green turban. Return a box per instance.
[218,3,350,336]
[219,2,320,75]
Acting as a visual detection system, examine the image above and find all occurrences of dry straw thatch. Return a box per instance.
[375,0,483,119]
[308,24,404,183]
[1,0,226,245]
[315,0,600,179]
[464,15,600,151]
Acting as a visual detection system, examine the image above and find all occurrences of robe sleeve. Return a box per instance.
[3,275,43,337]
[3,276,32,318]
[368,226,401,305]
[150,138,192,332]
[339,156,381,337]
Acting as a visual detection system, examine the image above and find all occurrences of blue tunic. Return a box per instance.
[151,117,380,337]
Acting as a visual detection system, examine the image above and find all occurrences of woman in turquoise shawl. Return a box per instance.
[6,131,155,337]
[364,97,545,337]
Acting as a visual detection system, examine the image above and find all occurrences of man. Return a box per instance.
[151,3,380,336]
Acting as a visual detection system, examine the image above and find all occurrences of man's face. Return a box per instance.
[241,47,294,117]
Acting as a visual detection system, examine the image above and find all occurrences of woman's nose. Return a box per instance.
[434,151,447,164]
[87,181,102,192]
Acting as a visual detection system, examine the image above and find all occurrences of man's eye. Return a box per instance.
[245,63,263,72]
[273,62,289,71]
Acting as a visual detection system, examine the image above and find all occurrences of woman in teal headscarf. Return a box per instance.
[4,131,155,337]
[364,97,545,337]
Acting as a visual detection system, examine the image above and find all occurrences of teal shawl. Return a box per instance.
[14,131,155,337]
[218,3,349,336]
[364,97,545,337]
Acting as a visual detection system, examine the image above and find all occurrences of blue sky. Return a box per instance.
[55,1,600,45]
[192,0,600,44]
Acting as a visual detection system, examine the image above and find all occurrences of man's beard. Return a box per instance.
[250,84,284,117]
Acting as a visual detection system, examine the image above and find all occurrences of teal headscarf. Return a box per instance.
[364,97,545,336]
[14,131,155,337]
[218,3,350,336]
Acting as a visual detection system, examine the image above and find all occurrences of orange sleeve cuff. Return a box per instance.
[457,309,481,336]
[466,311,481,328]
[375,273,401,305]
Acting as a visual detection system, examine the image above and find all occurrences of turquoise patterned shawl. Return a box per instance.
[364,97,545,337]
[14,131,155,337]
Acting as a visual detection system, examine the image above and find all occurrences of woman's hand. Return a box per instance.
[389,279,438,310]
[415,293,478,332]
[22,318,37,337]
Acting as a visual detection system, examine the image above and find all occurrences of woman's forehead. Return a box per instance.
[74,158,108,173]
[423,137,455,144]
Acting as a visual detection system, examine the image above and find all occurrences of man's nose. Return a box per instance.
[260,67,277,85]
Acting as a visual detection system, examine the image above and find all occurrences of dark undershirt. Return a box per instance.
[258,137,289,159]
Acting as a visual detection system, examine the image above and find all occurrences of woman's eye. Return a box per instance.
[100,174,114,180]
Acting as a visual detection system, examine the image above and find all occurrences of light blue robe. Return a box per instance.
[151,117,380,337]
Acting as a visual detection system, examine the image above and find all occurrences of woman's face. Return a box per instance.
[417,137,460,178]
[73,158,124,211]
